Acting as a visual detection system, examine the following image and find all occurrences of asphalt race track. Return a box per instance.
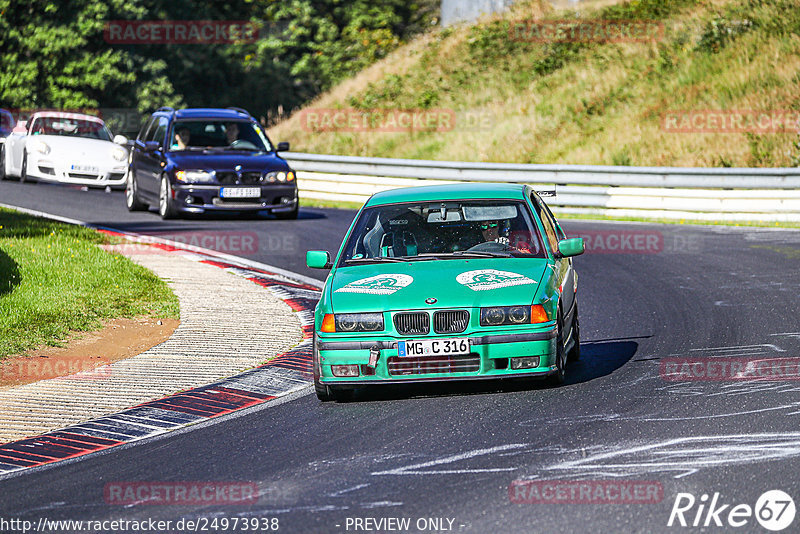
[2,178,800,533]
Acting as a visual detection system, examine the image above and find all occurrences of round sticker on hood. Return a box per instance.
[456,269,537,292]
[335,274,414,295]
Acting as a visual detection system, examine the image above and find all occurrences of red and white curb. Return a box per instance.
[0,228,321,476]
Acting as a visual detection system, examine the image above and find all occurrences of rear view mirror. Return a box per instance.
[144,141,160,152]
[276,141,290,152]
[113,134,128,145]
[557,238,585,258]
[307,250,331,269]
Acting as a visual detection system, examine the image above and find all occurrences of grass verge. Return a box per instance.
[0,208,179,359]
[272,0,800,167]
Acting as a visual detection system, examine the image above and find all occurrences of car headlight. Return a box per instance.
[110,146,127,161]
[33,139,50,155]
[175,170,215,183]
[264,170,296,183]
[480,305,550,326]
[321,313,384,333]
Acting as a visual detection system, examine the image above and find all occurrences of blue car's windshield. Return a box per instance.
[339,200,546,266]
[169,120,272,152]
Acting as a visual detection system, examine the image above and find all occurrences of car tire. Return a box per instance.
[313,331,335,402]
[125,167,147,211]
[274,203,299,220]
[0,145,6,181]
[547,314,566,387]
[20,150,29,183]
[158,174,178,219]
[567,303,580,362]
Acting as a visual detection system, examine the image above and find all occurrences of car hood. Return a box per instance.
[328,258,551,313]
[34,136,123,163]
[168,151,289,172]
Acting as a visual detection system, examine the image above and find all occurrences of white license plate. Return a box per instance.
[398,338,470,358]
[71,164,99,174]
[220,187,260,199]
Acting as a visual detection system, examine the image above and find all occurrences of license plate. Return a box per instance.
[398,338,470,358]
[220,187,260,199]
[71,164,99,174]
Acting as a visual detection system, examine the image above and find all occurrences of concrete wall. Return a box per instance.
[441,0,586,26]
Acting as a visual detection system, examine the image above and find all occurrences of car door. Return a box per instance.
[530,192,576,324]
[6,119,33,175]
[136,116,168,198]
[132,116,155,197]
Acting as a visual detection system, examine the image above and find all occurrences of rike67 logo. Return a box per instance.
[668,490,796,531]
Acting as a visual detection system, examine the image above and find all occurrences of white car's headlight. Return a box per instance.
[33,139,50,155]
[175,170,215,183]
[110,146,127,161]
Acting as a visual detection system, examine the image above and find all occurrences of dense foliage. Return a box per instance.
[0,0,438,131]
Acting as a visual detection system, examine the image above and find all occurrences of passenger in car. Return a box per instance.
[173,127,191,150]
[225,122,239,145]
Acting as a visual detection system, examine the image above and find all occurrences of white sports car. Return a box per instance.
[1,112,129,188]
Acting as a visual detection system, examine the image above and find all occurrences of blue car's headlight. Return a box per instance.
[175,170,215,183]
[263,171,296,183]
[334,313,384,332]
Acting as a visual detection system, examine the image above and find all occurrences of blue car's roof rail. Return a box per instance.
[227,107,252,117]
[156,106,175,113]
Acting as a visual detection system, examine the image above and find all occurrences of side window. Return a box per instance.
[530,193,559,254]
[149,117,168,147]
[138,117,156,141]
[541,199,566,240]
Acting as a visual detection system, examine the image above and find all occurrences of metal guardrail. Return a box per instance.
[284,152,800,222]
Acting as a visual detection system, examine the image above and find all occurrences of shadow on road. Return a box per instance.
[342,339,640,402]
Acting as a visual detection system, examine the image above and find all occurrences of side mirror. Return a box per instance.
[276,141,290,152]
[306,250,331,269]
[144,141,161,152]
[113,134,128,145]
[557,238,585,258]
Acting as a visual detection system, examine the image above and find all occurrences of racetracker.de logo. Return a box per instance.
[298,108,459,133]
[0,358,112,382]
[575,230,663,254]
[662,110,800,134]
[660,357,800,381]
[509,480,663,504]
[104,20,259,44]
[509,19,665,43]
[104,482,259,505]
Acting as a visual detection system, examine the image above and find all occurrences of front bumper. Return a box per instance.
[171,183,298,213]
[317,327,559,385]
[30,159,127,188]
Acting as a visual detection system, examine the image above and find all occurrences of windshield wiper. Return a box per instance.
[451,251,513,258]
[345,257,407,264]
[345,256,437,264]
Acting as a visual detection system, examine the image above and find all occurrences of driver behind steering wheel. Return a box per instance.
[479,220,510,246]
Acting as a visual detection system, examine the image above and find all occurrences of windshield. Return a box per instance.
[338,200,546,266]
[169,120,272,152]
[30,117,111,140]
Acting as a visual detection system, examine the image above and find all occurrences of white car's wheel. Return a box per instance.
[20,150,29,183]
[0,145,6,180]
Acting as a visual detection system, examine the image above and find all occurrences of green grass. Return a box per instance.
[0,208,179,359]
[272,0,800,167]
